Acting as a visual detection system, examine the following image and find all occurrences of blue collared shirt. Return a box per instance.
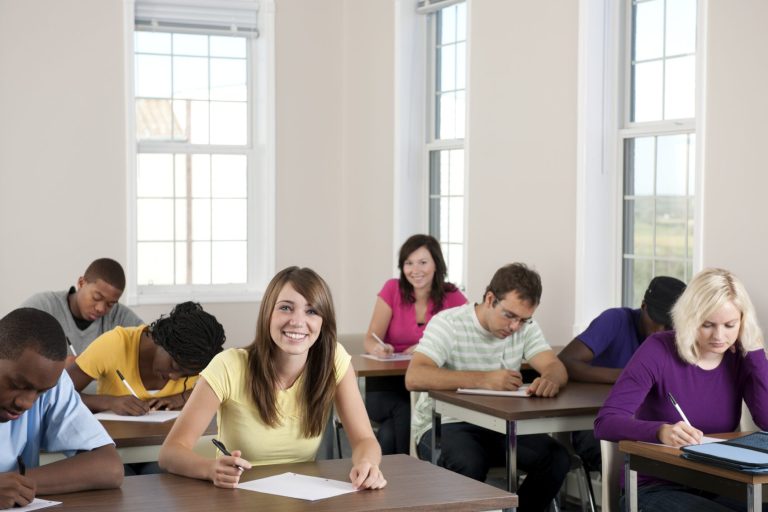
[0,371,114,471]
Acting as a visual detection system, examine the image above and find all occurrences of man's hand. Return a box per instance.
[527,376,560,397]
[0,473,35,509]
[482,369,523,390]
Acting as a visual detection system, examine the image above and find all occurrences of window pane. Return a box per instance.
[624,257,653,307]
[664,55,695,119]
[666,0,697,56]
[191,199,211,240]
[191,241,211,284]
[175,241,187,284]
[688,134,696,195]
[439,44,456,91]
[455,42,466,90]
[137,242,174,285]
[448,197,463,243]
[136,99,173,140]
[173,33,208,57]
[625,197,654,256]
[633,0,663,61]
[439,197,449,241]
[137,154,173,197]
[439,151,450,192]
[655,259,686,282]
[626,137,654,196]
[438,92,456,139]
[135,55,171,98]
[210,102,247,145]
[455,90,465,139]
[171,100,189,141]
[189,101,210,144]
[212,199,247,240]
[448,149,464,196]
[191,154,211,197]
[456,2,467,41]
[210,36,246,58]
[174,154,187,196]
[135,31,170,54]
[440,5,457,45]
[175,199,187,241]
[211,58,247,101]
[656,197,687,258]
[633,60,663,122]
[212,241,247,283]
[447,243,463,288]
[656,134,688,196]
[137,199,174,241]
[173,56,209,100]
[212,155,247,198]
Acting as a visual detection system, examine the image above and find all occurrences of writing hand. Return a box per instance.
[658,421,703,447]
[483,369,523,390]
[210,450,251,488]
[0,472,35,509]
[110,395,150,416]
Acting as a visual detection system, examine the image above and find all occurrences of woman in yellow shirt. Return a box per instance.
[159,267,386,490]
[67,302,226,415]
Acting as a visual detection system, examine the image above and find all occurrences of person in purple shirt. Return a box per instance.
[363,234,467,454]
[559,276,686,469]
[594,268,768,511]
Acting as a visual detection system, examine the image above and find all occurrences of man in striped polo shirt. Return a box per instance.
[406,262,570,512]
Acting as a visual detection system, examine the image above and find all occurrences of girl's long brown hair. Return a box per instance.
[246,267,338,437]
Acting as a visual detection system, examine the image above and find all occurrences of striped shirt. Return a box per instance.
[411,303,552,442]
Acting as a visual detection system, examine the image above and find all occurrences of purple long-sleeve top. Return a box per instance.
[594,331,768,487]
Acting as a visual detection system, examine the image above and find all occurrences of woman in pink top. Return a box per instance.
[363,234,467,454]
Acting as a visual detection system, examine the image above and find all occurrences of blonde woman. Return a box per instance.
[595,268,768,511]
[159,267,386,490]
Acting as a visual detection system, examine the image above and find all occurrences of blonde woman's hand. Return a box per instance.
[349,461,387,490]
[209,450,251,488]
[658,422,702,447]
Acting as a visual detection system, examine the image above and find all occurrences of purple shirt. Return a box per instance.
[594,331,768,487]
[577,307,642,368]
[378,278,467,353]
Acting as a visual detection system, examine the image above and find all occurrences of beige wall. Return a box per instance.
[1,0,765,351]
[702,0,768,327]
[466,0,579,344]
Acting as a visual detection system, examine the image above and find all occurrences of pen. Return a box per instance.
[667,392,692,426]
[17,456,25,476]
[116,369,140,399]
[211,438,244,471]
[66,337,78,357]
[372,332,388,349]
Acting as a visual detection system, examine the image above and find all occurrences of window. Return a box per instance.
[425,1,467,288]
[128,1,274,303]
[621,0,697,306]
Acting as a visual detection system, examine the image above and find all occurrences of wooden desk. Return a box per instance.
[43,454,516,511]
[620,435,768,512]
[41,418,217,465]
[430,382,611,494]
[351,354,410,378]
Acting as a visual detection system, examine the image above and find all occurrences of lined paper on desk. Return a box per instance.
[238,472,358,500]
[93,410,180,422]
[457,385,530,397]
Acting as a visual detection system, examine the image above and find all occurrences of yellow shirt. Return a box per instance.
[76,325,198,398]
[201,343,351,465]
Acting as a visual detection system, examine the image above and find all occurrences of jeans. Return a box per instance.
[417,422,570,512]
[620,483,768,512]
[366,377,411,455]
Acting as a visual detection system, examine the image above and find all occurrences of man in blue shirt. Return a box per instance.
[558,276,686,470]
[0,308,123,509]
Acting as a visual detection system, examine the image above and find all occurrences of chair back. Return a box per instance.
[600,440,622,512]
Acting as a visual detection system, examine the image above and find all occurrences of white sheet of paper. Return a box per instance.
[457,385,531,397]
[641,435,725,448]
[360,353,412,362]
[16,499,61,511]
[238,472,358,501]
[93,410,180,422]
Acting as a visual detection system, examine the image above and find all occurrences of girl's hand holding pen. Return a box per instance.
[109,395,150,416]
[349,461,387,490]
[210,449,251,488]
[370,333,394,358]
[658,421,703,447]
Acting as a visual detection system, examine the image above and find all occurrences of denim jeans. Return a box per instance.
[417,422,570,512]
[620,482,768,512]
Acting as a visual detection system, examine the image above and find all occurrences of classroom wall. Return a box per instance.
[701,0,768,327]
[465,0,579,344]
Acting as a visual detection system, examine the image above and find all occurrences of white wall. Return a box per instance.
[701,0,768,328]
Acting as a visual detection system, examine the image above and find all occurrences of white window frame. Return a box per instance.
[574,0,705,332]
[123,0,275,305]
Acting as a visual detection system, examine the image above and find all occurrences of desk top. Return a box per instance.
[43,454,516,511]
[101,418,217,449]
[429,382,611,421]
[351,354,410,378]
[620,434,768,485]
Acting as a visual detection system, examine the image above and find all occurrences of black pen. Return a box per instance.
[17,455,25,476]
[211,438,244,471]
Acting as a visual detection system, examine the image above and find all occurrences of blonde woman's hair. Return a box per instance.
[672,268,764,364]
